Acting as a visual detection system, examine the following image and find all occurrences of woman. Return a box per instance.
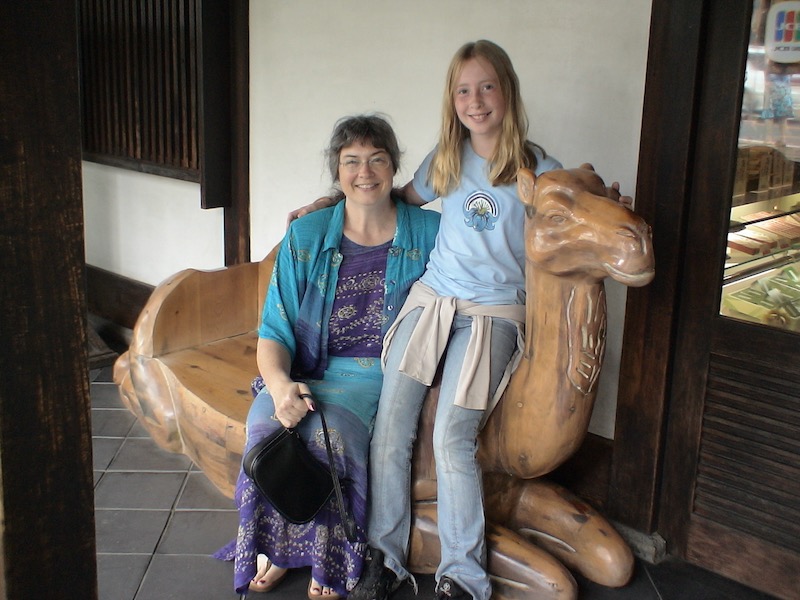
[215,114,439,598]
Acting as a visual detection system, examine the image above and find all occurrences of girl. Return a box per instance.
[349,40,563,600]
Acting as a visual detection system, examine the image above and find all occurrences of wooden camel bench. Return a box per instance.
[113,167,651,599]
[113,248,277,497]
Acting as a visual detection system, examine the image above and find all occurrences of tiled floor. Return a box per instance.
[90,365,777,600]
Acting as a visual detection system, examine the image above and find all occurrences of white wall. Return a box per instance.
[82,162,224,286]
[249,0,652,438]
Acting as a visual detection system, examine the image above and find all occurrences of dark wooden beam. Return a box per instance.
[225,0,250,265]
[658,0,753,555]
[608,0,705,532]
[0,1,97,597]
[199,0,232,209]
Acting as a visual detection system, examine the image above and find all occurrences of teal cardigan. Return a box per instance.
[258,198,440,379]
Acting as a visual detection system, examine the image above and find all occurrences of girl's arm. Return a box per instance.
[394,181,426,206]
[256,337,314,428]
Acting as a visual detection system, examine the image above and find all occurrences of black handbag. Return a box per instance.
[242,397,356,541]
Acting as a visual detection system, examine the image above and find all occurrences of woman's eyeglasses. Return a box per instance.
[339,155,392,173]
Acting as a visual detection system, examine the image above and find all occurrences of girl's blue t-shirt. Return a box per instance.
[413,142,561,305]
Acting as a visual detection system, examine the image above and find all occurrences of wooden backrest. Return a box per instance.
[131,247,279,358]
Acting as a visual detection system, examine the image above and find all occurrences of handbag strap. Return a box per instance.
[301,394,357,542]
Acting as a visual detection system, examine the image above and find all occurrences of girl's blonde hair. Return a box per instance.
[428,40,541,197]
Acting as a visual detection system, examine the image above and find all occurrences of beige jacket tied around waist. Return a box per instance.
[381,281,526,420]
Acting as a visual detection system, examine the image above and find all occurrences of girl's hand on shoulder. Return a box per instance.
[286,198,327,227]
[607,181,633,208]
[579,163,633,208]
[272,381,315,428]
[285,194,344,228]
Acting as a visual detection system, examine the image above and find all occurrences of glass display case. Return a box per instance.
[721,152,800,330]
[719,0,800,333]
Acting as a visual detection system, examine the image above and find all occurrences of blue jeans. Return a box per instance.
[368,307,518,600]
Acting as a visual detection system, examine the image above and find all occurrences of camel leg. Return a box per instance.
[408,503,577,600]
[486,475,633,588]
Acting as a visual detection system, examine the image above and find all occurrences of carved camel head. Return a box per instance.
[517,166,655,286]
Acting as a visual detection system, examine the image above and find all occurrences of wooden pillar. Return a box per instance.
[225,0,251,266]
[0,2,97,598]
[609,0,705,533]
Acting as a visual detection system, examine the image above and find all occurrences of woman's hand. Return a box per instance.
[272,381,316,428]
[256,338,316,428]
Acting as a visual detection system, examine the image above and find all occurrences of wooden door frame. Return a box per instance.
[657,0,753,550]
[652,3,800,593]
[606,0,707,533]
[611,9,800,595]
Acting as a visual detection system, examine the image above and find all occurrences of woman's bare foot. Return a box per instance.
[307,577,342,599]
[249,554,288,593]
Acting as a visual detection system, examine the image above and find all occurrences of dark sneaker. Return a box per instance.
[349,547,402,600]
[434,576,471,599]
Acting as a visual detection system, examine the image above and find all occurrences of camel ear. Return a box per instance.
[517,168,536,206]
[579,162,595,172]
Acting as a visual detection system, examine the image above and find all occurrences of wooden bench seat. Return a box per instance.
[114,250,276,497]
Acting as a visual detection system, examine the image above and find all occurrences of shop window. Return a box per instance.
[721,0,800,333]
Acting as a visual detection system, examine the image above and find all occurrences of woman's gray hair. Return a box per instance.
[326,114,402,183]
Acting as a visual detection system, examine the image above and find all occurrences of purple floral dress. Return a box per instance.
[215,238,392,596]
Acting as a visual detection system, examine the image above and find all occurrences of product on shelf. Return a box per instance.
[727,232,767,255]
[722,265,800,331]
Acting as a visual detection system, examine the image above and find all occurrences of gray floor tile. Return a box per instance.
[176,471,235,510]
[575,561,660,599]
[156,510,240,555]
[134,554,241,600]
[92,408,136,437]
[94,472,187,509]
[643,559,777,600]
[127,420,150,438]
[94,437,124,470]
[95,509,170,554]
[90,366,116,384]
[95,365,116,383]
[92,381,125,408]
[89,337,777,600]
[96,553,151,600]
[108,437,192,472]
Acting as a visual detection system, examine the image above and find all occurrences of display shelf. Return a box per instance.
[721,191,800,332]
[724,193,800,284]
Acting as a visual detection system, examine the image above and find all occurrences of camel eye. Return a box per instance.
[547,213,567,225]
